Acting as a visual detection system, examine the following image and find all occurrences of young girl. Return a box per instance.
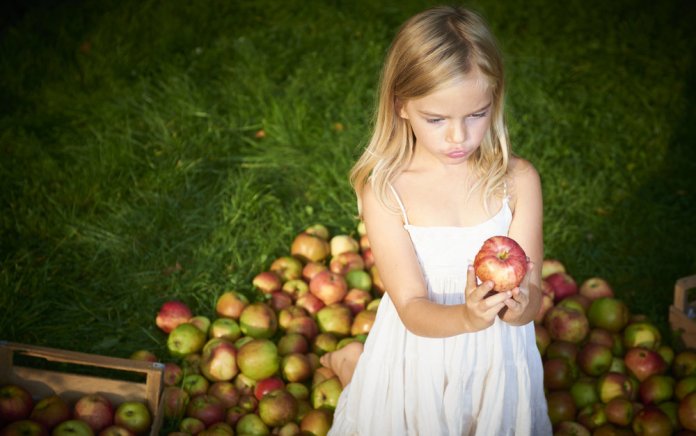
[320,5,552,435]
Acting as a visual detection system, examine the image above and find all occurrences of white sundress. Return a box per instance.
[328,186,552,436]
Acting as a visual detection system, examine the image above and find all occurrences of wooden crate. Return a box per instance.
[669,275,696,349]
[0,341,164,435]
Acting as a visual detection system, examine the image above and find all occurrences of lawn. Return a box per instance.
[1,0,695,360]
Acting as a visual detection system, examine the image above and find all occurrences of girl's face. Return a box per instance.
[399,72,492,166]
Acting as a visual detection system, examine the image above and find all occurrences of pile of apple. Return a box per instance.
[536,260,696,435]
[148,223,381,435]
[0,385,153,435]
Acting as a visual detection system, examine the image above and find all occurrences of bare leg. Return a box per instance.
[319,341,364,387]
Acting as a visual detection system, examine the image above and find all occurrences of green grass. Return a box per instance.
[1,0,695,358]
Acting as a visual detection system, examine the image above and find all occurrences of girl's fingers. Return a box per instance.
[466,265,478,297]
[520,260,534,290]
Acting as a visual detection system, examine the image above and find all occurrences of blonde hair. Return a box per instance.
[350,5,510,214]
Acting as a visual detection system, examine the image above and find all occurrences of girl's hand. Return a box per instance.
[499,260,533,325]
[464,265,512,331]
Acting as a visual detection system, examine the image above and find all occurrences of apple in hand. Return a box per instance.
[473,236,527,292]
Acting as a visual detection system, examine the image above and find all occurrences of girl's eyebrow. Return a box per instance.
[418,102,492,118]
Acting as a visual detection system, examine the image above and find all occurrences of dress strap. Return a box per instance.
[388,183,410,226]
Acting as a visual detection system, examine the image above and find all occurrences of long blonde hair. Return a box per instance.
[350,6,510,214]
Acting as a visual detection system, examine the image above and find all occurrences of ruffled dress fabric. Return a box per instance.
[328,197,552,436]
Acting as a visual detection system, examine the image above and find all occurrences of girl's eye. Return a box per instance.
[426,118,444,124]
[469,111,488,119]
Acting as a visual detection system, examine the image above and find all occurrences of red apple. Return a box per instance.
[199,338,238,382]
[579,277,614,300]
[361,247,375,269]
[179,417,205,434]
[541,258,566,279]
[254,377,285,401]
[544,306,590,344]
[309,270,348,305]
[252,271,283,294]
[473,236,527,292]
[215,291,249,319]
[604,397,634,426]
[1,419,49,435]
[679,391,696,431]
[342,288,372,315]
[546,272,578,302]
[329,235,359,257]
[359,234,370,251]
[543,357,577,390]
[302,262,328,282]
[577,342,613,376]
[185,394,225,428]
[0,384,33,423]
[238,394,259,413]
[299,408,333,436]
[208,381,239,409]
[97,425,135,436]
[269,291,293,312]
[113,401,151,435]
[155,300,192,333]
[73,393,114,433]
[545,390,576,427]
[534,293,554,324]
[624,347,668,382]
[535,324,552,356]
[258,389,299,428]
[370,265,385,296]
[239,302,278,339]
[129,350,157,363]
[546,340,579,362]
[285,315,319,341]
[632,405,673,435]
[161,386,189,420]
[291,232,330,263]
[237,338,281,381]
[351,309,376,337]
[639,374,675,405]
[270,256,304,282]
[554,421,590,436]
[329,252,364,276]
[29,395,71,430]
[280,353,313,383]
[295,293,325,317]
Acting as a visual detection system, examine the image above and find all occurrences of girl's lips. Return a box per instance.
[447,150,469,159]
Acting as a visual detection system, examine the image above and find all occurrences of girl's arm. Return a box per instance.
[499,158,544,325]
[360,182,512,338]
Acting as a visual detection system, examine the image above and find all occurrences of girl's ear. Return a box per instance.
[395,98,409,119]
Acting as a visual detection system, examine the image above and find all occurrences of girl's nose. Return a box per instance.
[447,121,467,144]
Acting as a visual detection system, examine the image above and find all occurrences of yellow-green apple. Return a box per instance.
[113,402,151,435]
[161,386,189,420]
[541,258,566,279]
[179,417,205,434]
[309,271,348,305]
[311,377,342,410]
[624,347,668,382]
[270,256,304,282]
[282,279,309,301]
[544,306,590,344]
[367,297,381,311]
[258,389,298,427]
[351,309,376,337]
[208,381,239,409]
[188,315,211,335]
[576,402,607,431]
[277,422,301,436]
[329,235,359,257]
[534,293,554,324]
[235,413,269,436]
[73,393,114,432]
[239,302,278,339]
[370,265,385,296]
[280,353,313,383]
[237,338,281,381]
[305,223,330,240]
[252,271,283,295]
[0,384,33,423]
[587,297,630,333]
[285,315,319,341]
[579,277,614,300]
[233,373,256,397]
[52,419,93,436]
[557,294,591,314]
[679,391,696,431]
[300,408,333,436]
[237,394,258,412]
[356,221,367,237]
[277,333,309,356]
[182,374,210,397]
[254,377,285,401]
[215,291,249,319]
[317,304,353,338]
[311,367,337,389]
[343,288,372,315]
[546,340,579,362]
[577,342,613,376]
[639,374,675,404]
[586,328,615,349]
[224,406,245,428]
[570,377,600,409]
[167,322,206,357]
[185,395,225,428]
[208,317,242,342]
[337,337,360,350]
[313,332,338,356]
[632,405,673,435]
[180,353,202,375]
[359,234,370,252]
[597,372,636,403]
[623,321,661,351]
[128,350,157,363]
[199,338,238,382]
[29,394,70,430]
[286,383,309,401]
[278,306,307,330]
[656,401,679,432]
[329,252,364,275]
[269,291,293,312]
[657,345,674,367]
[673,350,696,379]
[535,324,551,356]
[543,357,577,390]
[295,292,325,316]
[302,262,328,282]
[676,376,696,400]
[473,236,527,292]
[604,397,634,426]
[545,390,576,427]
[1,419,48,435]
[344,270,372,293]
[546,272,578,302]
[97,425,135,436]
[155,300,193,334]
[291,232,330,263]
[201,422,234,435]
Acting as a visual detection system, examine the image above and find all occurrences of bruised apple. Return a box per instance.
[473,236,527,292]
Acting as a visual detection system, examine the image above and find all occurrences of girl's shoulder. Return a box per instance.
[507,156,542,210]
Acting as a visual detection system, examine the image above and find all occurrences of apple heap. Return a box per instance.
[145,223,381,435]
[534,258,696,434]
[0,385,153,435]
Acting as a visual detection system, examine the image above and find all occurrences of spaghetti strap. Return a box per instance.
[389,183,410,226]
